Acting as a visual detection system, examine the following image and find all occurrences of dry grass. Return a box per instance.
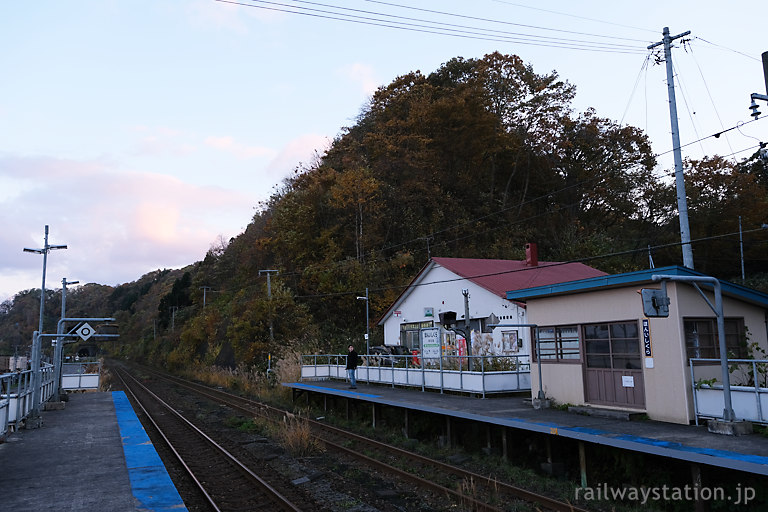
[279,411,323,457]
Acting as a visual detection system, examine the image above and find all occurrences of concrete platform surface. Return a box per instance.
[0,391,186,512]
[286,380,768,476]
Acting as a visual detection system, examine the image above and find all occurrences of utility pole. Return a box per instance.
[170,306,178,331]
[356,288,370,356]
[53,278,79,400]
[648,27,694,269]
[259,270,279,342]
[23,225,67,418]
[462,289,474,370]
[200,286,211,307]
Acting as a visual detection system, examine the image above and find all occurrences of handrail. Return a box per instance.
[300,353,531,396]
[690,357,768,425]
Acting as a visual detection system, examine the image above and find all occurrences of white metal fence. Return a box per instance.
[61,360,102,391]
[1,364,55,438]
[301,353,531,398]
[690,357,768,425]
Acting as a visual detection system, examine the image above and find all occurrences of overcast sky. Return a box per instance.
[1,1,766,302]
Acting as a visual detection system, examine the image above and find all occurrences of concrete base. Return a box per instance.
[707,419,753,436]
[532,398,551,410]
[44,401,66,411]
[24,416,43,429]
[568,405,646,421]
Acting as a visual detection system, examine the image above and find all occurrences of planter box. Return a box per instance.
[695,384,768,424]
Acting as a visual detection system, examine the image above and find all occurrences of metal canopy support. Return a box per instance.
[652,274,735,421]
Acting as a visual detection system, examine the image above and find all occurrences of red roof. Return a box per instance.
[431,257,607,298]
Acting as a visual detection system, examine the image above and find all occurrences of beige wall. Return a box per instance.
[527,282,768,425]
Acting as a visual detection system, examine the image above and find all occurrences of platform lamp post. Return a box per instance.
[24,225,67,416]
[356,288,370,356]
[53,278,79,400]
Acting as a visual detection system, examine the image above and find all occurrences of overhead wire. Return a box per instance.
[695,37,762,62]
[687,43,737,160]
[216,0,648,53]
[671,58,707,156]
[360,0,653,42]
[488,0,657,35]
[271,116,766,287]
[620,54,651,126]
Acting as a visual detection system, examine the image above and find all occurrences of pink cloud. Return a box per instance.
[205,136,275,159]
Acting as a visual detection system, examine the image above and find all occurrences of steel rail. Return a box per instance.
[116,367,302,512]
[136,365,588,512]
[115,368,221,511]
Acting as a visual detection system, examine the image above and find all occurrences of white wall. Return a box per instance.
[380,264,530,356]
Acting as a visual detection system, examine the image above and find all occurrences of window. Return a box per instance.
[400,321,433,350]
[583,321,640,369]
[684,318,746,360]
[536,326,580,362]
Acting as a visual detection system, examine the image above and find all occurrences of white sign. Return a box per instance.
[76,322,95,341]
[621,375,635,388]
[420,327,441,362]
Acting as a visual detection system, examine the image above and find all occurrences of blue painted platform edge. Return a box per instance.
[505,416,768,467]
[285,381,383,398]
[112,391,188,512]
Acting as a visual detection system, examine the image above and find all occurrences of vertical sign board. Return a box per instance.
[420,327,441,363]
[642,318,652,356]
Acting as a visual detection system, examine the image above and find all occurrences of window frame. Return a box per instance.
[683,317,746,360]
[533,325,581,363]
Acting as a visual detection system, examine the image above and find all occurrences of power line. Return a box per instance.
[694,37,762,62]
[290,225,768,300]
[216,0,647,53]
[489,0,657,35]
[361,0,653,42]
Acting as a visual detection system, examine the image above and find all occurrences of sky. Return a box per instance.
[1,1,766,303]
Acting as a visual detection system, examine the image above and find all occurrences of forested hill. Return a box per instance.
[3,52,768,369]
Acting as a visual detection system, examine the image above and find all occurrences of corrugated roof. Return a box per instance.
[431,257,608,299]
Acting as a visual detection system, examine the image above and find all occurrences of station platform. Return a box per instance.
[285,380,768,476]
[0,391,186,512]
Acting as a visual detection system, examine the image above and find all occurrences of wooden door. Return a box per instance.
[583,322,645,409]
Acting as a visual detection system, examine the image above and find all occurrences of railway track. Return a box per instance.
[114,367,315,512]
[124,363,589,512]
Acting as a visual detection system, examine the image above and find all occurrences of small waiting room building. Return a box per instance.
[505,266,768,425]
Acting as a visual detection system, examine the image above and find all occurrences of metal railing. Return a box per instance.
[301,353,531,398]
[61,360,102,391]
[690,357,768,425]
[1,364,55,437]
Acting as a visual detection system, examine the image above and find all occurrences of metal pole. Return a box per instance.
[712,280,735,421]
[649,28,694,269]
[260,270,278,343]
[23,225,67,417]
[53,278,78,400]
[653,274,735,421]
[30,331,41,416]
[365,288,370,356]
[739,216,745,281]
[462,289,474,370]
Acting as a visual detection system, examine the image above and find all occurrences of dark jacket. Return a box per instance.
[346,350,359,370]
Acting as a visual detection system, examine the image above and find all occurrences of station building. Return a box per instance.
[377,244,606,359]
[506,265,768,425]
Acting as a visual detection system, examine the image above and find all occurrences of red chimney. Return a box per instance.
[525,243,538,267]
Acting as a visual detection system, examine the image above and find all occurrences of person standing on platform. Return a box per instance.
[346,344,359,389]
